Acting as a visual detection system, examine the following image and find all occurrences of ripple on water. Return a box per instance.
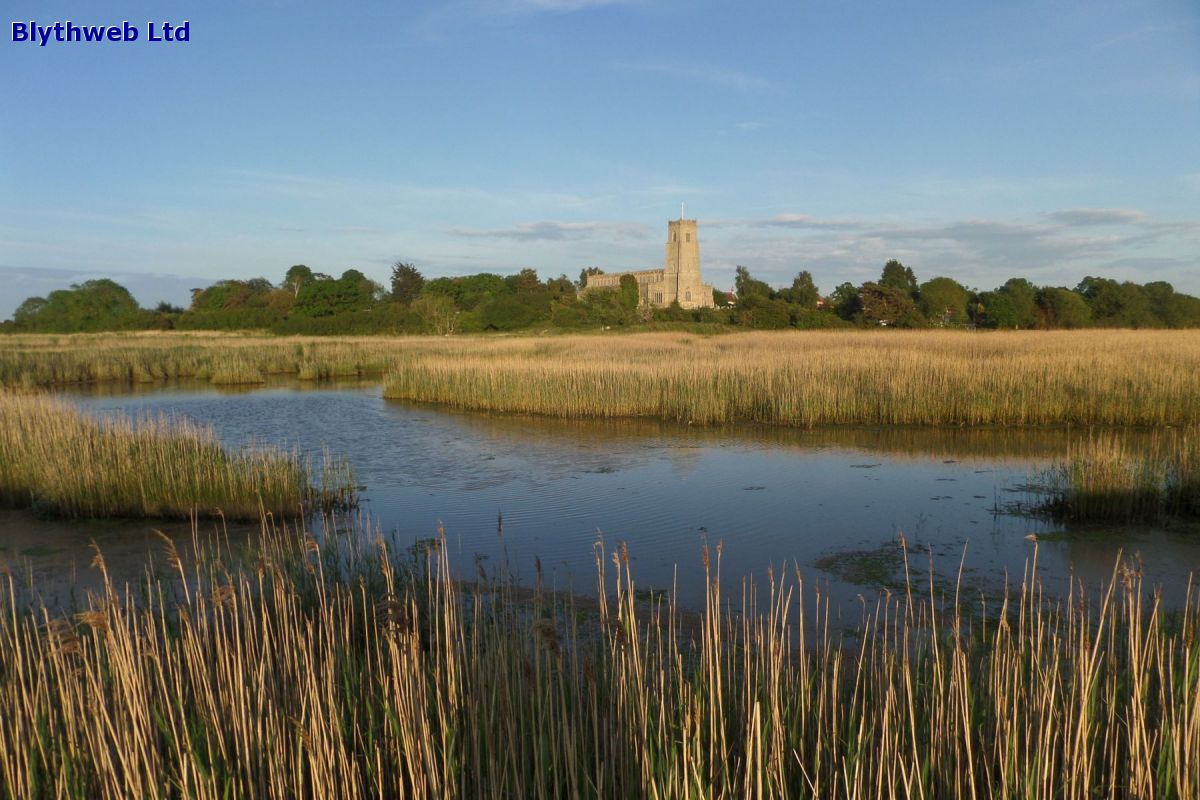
[34,380,1198,613]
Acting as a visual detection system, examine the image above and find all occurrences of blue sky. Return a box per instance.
[2,0,1198,318]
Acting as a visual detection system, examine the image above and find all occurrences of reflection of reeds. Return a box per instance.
[1039,430,1200,521]
[3,330,1200,426]
[0,391,354,520]
[1,516,1195,798]
[208,357,265,385]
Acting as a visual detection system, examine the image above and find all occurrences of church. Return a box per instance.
[581,217,716,309]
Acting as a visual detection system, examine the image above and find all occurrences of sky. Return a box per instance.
[1,0,1198,319]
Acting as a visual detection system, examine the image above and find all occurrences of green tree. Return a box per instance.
[189,279,275,312]
[975,291,1017,329]
[424,273,508,311]
[880,259,918,297]
[411,294,458,335]
[731,295,791,329]
[284,265,313,297]
[59,280,134,325]
[507,268,544,295]
[478,294,544,331]
[578,267,603,289]
[293,270,380,317]
[860,282,925,327]
[577,286,635,326]
[178,276,290,329]
[777,271,820,309]
[546,275,577,303]
[618,274,641,311]
[998,278,1038,328]
[1144,281,1200,328]
[734,266,773,302]
[1076,277,1155,327]
[918,277,970,326]
[1037,287,1092,329]
[12,297,48,327]
[829,282,862,321]
[389,262,424,306]
[10,279,153,332]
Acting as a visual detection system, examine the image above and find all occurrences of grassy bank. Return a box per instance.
[1037,429,1200,522]
[0,391,353,520]
[4,329,1198,426]
[0,517,1195,798]
[0,331,405,388]
[383,330,1200,426]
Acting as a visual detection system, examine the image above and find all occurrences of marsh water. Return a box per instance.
[7,379,1199,615]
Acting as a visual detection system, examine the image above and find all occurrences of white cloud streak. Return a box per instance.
[698,207,1200,295]
[1045,208,1146,226]
[612,60,779,94]
[449,220,651,241]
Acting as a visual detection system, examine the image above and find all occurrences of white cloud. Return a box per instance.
[1045,208,1145,226]
[413,0,639,37]
[612,60,779,94]
[697,207,1200,295]
[501,0,636,13]
[449,220,651,241]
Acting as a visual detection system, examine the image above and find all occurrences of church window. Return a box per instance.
[655,293,662,304]
[686,291,691,301]
[686,233,691,242]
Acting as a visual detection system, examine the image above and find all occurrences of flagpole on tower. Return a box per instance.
[681,201,685,220]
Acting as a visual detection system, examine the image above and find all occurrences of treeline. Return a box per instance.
[6,260,1200,334]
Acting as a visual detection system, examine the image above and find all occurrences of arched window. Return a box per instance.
[685,291,691,301]
[686,233,691,242]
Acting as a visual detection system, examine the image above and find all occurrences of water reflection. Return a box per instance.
[23,379,1195,613]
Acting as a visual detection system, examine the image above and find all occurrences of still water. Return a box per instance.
[9,380,1197,614]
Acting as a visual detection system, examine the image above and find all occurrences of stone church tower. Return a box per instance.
[580,215,716,309]
[664,218,708,308]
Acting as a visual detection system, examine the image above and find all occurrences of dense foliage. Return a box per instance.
[9,279,164,332]
[6,259,1200,334]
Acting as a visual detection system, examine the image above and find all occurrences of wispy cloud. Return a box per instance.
[749,214,861,231]
[223,168,347,200]
[699,206,1200,294]
[500,0,637,13]
[449,220,651,241]
[734,121,765,131]
[1094,20,1197,50]
[612,60,779,94]
[1045,208,1145,226]
[413,0,638,37]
